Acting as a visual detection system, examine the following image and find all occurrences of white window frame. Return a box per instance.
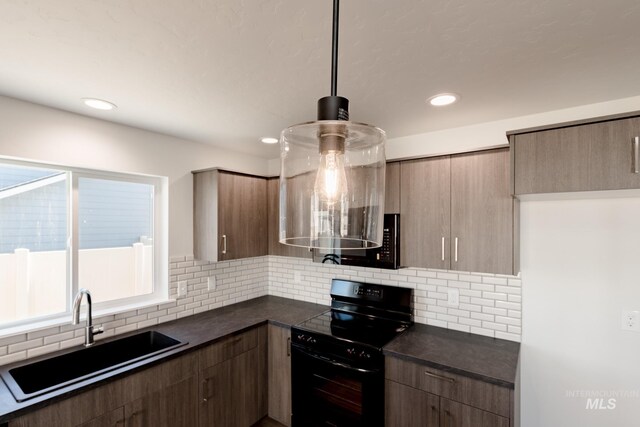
[0,156,169,333]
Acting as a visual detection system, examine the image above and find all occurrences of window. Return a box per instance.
[0,158,168,330]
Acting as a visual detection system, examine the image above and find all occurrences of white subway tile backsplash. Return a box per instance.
[482,306,508,316]
[470,326,495,338]
[27,343,60,359]
[495,331,520,341]
[43,331,75,345]
[9,338,43,353]
[0,351,27,366]
[0,254,521,365]
[482,277,509,286]
[471,312,495,322]
[482,321,508,332]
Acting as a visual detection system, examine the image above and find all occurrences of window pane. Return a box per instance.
[78,177,154,303]
[0,164,68,325]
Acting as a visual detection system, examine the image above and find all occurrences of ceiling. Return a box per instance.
[1,0,639,159]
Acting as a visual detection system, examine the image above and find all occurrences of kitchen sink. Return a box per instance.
[0,330,187,402]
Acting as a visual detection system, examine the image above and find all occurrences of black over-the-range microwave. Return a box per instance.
[312,213,400,269]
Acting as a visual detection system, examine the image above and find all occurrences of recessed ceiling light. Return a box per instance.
[428,93,459,107]
[260,137,279,144]
[82,98,117,110]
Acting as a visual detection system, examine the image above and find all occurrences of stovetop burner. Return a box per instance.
[295,309,410,349]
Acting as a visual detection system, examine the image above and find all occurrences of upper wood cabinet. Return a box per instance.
[400,156,451,270]
[193,170,268,261]
[266,178,312,259]
[400,149,515,275]
[385,162,401,214]
[511,115,640,195]
[450,149,513,275]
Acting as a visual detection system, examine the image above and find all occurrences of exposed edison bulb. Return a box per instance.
[314,151,348,204]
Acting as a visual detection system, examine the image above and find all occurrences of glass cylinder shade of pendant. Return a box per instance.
[279,120,386,250]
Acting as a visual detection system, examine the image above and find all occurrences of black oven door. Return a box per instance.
[291,344,384,427]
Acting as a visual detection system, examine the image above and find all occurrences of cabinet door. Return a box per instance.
[123,376,198,427]
[385,380,439,427]
[78,408,125,427]
[400,157,451,269]
[450,149,513,274]
[268,325,292,426]
[200,345,267,427]
[514,117,640,194]
[218,171,268,260]
[385,162,401,214]
[267,178,312,258]
[440,398,509,427]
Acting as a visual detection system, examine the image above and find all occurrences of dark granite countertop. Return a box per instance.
[0,296,328,423]
[0,296,521,423]
[383,323,520,389]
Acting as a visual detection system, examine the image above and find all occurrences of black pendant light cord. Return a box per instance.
[317,0,349,121]
[330,0,339,97]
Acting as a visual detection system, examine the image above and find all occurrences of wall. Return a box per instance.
[520,195,640,426]
[0,95,268,256]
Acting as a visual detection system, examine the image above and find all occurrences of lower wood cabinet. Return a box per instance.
[385,357,513,427]
[267,324,292,426]
[440,397,509,427]
[124,375,198,427]
[198,326,267,427]
[385,380,440,426]
[76,408,124,427]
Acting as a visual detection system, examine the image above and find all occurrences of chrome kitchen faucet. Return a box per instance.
[72,288,104,347]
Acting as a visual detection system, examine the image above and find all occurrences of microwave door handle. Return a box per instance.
[299,349,380,374]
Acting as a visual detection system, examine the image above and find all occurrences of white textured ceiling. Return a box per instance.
[1,0,640,159]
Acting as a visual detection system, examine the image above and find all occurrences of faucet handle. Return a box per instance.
[93,326,104,336]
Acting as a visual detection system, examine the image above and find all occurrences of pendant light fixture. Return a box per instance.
[279,0,386,250]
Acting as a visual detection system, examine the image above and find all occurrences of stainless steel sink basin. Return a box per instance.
[0,330,187,402]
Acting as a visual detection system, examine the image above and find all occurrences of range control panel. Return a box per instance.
[353,286,383,299]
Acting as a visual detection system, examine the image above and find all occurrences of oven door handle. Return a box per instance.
[298,348,381,374]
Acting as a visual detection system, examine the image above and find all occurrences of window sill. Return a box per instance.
[0,298,175,340]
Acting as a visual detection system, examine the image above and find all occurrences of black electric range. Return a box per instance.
[291,279,413,427]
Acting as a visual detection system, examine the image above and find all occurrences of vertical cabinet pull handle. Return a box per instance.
[222,234,227,254]
[287,337,291,356]
[634,136,639,174]
[441,237,445,261]
[202,378,210,402]
[454,237,459,263]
